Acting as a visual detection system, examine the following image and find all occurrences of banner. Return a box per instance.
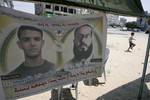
[18,0,145,17]
[0,6,107,99]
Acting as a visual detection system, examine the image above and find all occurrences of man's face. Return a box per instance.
[74,26,92,51]
[17,29,44,58]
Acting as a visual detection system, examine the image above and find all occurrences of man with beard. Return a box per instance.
[72,24,93,64]
[65,24,93,70]
[65,24,100,87]
[7,25,56,79]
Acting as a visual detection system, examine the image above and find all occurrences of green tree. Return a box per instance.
[125,22,140,30]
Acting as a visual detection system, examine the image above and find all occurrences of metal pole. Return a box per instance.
[0,78,5,100]
[75,82,78,100]
[137,32,150,100]
[58,86,62,100]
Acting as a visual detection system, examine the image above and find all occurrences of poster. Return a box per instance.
[0,6,107,99]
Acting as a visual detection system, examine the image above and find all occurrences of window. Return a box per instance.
[64,7,67,12]
[46,5,51,9]
[55,6,59,11]
[68,8,73,14]
[61,7,64,11]
[73,9,76,14]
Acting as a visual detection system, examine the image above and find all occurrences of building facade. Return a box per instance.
[0,0,13,8]
[35,2,96,17]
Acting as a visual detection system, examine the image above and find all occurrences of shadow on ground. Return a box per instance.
[97,73,150,100]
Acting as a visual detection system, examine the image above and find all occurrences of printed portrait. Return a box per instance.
[0,25,58,79]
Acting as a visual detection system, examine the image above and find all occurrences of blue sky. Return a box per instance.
[13,1,35,14]
[141,0,150,13]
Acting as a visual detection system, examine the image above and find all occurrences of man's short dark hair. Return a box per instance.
[74,24,93,37]
[131,32,134,36]
[17,25,43,40]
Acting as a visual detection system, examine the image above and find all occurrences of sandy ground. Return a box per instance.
[19,28,150,100]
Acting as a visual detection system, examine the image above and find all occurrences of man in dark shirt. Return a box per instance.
[8,25,56,79]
